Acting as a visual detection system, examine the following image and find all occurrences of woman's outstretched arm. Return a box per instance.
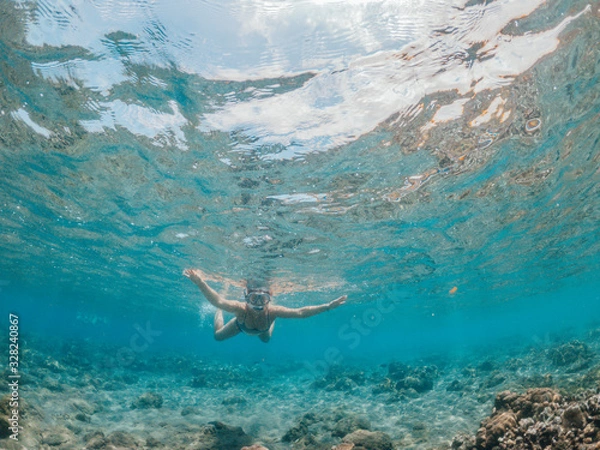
[270,295,347,319]
[184,269,245,314]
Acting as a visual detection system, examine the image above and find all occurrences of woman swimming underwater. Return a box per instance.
[184,269,347,343]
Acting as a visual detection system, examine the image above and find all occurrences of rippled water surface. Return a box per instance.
[0,0,599,341]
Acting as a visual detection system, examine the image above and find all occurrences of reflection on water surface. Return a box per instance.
[0,0,598,315]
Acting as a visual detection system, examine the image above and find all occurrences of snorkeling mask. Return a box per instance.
[244,289,271,311]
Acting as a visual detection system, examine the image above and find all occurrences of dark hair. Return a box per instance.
[246,278,270,293]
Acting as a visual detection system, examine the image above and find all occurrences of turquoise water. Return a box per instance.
[1,0,600,448]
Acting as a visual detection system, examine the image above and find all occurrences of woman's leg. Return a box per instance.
[214,310,241,341]
[258,321,275,343]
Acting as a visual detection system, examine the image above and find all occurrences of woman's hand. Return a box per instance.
[183,269,204,282]
[328,295,347,310]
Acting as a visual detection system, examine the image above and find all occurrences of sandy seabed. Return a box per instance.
[3,328,600,450]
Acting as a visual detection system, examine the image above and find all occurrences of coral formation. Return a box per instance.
[451,388,600,450]
[548,340,594,370]
[130,392,164,409]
